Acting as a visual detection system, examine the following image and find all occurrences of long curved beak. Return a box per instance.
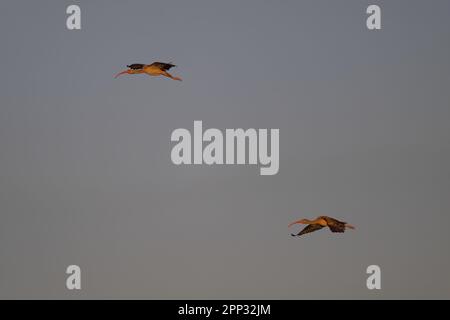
[288,220,304,228]
[114,70,129,78]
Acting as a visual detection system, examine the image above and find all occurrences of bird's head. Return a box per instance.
[288,219,310,227]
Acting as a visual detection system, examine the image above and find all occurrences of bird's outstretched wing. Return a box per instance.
[127,64,145,70]
[149,62,176,70]
[291,224,324,237]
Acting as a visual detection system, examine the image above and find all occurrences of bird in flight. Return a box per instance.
[114,62,182,81]
[289,216,355,237]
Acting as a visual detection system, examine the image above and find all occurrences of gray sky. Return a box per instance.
[1,0,449,299]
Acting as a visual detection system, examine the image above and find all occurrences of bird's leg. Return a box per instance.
[162,71,182,81]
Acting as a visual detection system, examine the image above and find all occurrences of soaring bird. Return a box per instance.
[289,216,355,237]
[114,62,182,81]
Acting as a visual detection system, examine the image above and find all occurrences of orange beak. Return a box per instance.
[114,70,130,78]
[288,220,304,228]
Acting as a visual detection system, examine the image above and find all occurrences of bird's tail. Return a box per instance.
[345,224,355,230]
[172,76,182,81]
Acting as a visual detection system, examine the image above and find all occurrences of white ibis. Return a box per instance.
[289,216,355,237]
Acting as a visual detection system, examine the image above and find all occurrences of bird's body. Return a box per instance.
[115,62,182,81]
[289,216,355,237]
